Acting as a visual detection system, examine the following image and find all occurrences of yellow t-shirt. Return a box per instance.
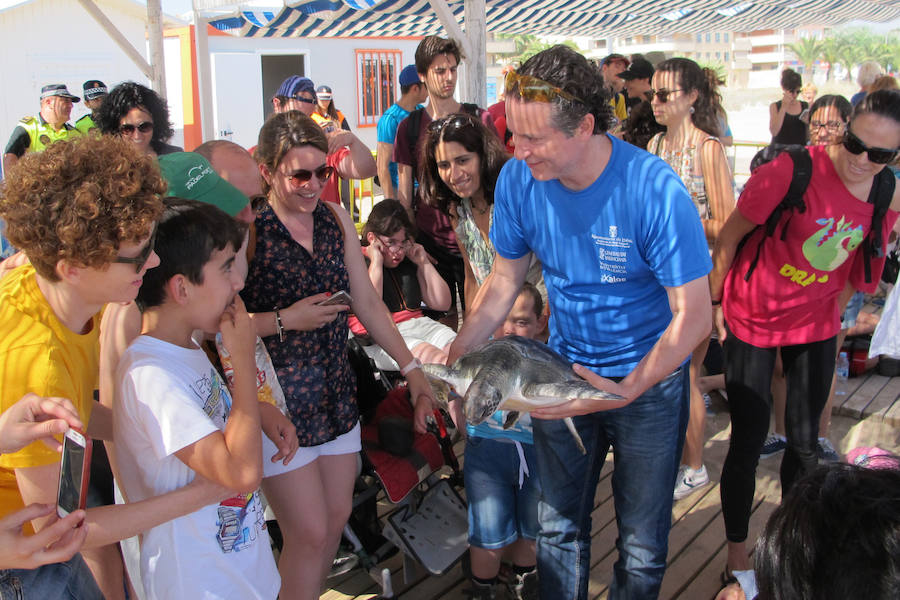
[0,265,100,519]
[609,93,628,123]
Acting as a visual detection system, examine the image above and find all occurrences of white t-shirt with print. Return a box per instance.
[114,335,280,600]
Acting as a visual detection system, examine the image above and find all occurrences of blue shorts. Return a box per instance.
[464,436,541,549]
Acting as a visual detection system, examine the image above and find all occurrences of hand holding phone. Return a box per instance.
[57,429,91,518]
[317,290,352,307]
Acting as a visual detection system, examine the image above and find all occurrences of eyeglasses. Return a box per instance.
[427,114,471,136]
[647,88,683,103]
[285,164,334,187]
[504,70,584,105]
[114,226,157,273]
[842,130,899,165]
[810,120,845,133]
[119,121,153,135]
[378,235,412,252]
[250,194,268,212]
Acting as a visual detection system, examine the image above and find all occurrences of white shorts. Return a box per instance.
[362,316,457,371]
[262,421,361,478]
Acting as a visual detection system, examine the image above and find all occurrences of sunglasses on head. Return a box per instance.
[842,130,899,165]
[427,114,471,136]
[504,70,584,105]
[119,121,153,135]
[286,164,335,187]
[647,88,683,103]
[114,225,157,273]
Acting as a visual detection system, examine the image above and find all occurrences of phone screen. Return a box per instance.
[57,434,86,515]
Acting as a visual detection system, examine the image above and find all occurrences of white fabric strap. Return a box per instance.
[514,440,530,489]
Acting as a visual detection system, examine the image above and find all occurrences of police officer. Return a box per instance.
[3,84,82,173]
[75,80,108,135]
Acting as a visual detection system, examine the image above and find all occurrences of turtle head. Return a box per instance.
[464,380,503,425]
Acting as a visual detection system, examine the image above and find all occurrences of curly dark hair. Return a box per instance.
[512,45,613,135]
[95,82,175,154]
[621,101,665,149]
[655,58,725,137]
[419,112,509,217]
[255,111,329,193]
[0,136,165,280]
[360,198,415,244]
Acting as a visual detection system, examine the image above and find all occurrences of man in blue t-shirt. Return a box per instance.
[375,65,427,200]
[426,46,713,600]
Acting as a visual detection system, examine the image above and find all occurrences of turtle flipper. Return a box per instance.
[563,417,587,455]
[522,382,625,405]
[502,411,520,429]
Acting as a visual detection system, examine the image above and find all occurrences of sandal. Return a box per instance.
[721,567,738,587]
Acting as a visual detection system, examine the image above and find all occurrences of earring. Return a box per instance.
[689,106,695,114]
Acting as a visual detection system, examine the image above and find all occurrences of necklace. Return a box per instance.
[470,199,489,215]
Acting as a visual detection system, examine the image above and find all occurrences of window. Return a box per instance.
[696,33,702,43]
[716,52,721,59]
[724,33,730,43]
[725,52,730,62]
[705,33,711,43]
[715,33,721,42]
[356,49,402,128]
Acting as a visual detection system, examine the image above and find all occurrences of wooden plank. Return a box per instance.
[882,396,900,427]
[831,371,868,414]
[837,374,890,419]
[863,374,900,421]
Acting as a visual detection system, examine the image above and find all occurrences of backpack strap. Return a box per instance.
[862,168,896,283]
[406,107,425,152]
[744,147,812,281]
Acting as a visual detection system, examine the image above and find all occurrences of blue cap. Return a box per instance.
[275,76,315,99]
[399,65,420,86]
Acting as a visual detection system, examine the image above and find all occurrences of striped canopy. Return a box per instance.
[206,0,900,39]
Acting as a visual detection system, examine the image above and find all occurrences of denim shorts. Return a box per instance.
[0,554,102,600]
[841,290,865,330]
[464,436,541,549]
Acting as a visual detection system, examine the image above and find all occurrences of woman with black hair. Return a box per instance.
[95,82,181,157]
[647,57,735,501]
[769,68,809,146]
[711,89,900,583]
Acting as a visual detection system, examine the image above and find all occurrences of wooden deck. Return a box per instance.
[321,302,900,599]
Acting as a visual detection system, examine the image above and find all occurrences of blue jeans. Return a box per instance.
[0,554,103,600]
[532,367,688,600]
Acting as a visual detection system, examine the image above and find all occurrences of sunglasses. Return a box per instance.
[292,96,316,104]
[647,88,683,103]
[114,226,157,273]
[377,235,412,252]
[504,70,584,104]
[842,130,899,165]
[427,114,471,136]
[286,165,335,187]
[119,121,153,135]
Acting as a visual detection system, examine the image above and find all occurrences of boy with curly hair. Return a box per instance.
[0,136,230,599]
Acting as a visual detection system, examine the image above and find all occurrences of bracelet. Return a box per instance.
[274,308,285,343]
[400,357,423,377]
[711,299,722,306]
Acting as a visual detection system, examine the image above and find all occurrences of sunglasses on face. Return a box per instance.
[119,121,153,135]
[504,70,584,105]
[292,96,316,105]
[286,164,335,187]
[647,88,683,103]
[842,130,899,165]
[114,226,157,273]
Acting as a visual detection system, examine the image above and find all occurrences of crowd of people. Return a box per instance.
[0,35,899,600]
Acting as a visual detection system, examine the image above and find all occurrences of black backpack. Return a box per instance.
[743,145,895,284]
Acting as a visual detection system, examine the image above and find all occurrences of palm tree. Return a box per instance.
[788,37,823,75]
[820,37,844,81]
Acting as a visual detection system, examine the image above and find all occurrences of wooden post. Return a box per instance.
[192,5,215,142]
[463,0,486,107]
[76,0,152,79]
[147,0,167,95]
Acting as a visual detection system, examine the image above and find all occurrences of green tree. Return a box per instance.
[788,37,823,75]
[819,37,844,81]
[497,33,580,65]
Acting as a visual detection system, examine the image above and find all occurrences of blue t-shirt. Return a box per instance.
[490,134,711,377]
[377,103,421,190]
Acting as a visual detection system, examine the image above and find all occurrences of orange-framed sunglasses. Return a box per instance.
[504,70,584,105]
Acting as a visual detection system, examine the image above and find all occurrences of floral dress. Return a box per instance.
[242,202,356,447]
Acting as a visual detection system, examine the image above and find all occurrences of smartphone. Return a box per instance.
[318,290,353,306]
[57,429,92,518]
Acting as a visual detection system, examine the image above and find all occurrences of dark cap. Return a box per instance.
[316,85,333,101]
[40,84,80,102]
[617,57,654,81]
[601,54,630,68]
[82,80,108,100]
[399,64,420,86]
[275,76,315,99]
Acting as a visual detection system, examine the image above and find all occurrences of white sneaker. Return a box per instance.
[673,464,711,500]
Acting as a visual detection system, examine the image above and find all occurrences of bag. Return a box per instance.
[743,146,895,284]
[882,248,899,285]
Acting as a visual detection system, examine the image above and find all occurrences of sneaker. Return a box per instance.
[507,568,539,600]
[464,580,497,600]
[327,547,358,579]
[817,437,840,462]
[673,464,711,500]
[760,434,787,459]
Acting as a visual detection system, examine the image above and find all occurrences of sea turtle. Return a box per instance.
[423,336,627,454]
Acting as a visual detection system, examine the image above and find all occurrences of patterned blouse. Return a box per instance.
[241,202,357,447]
[649,132,724,222]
